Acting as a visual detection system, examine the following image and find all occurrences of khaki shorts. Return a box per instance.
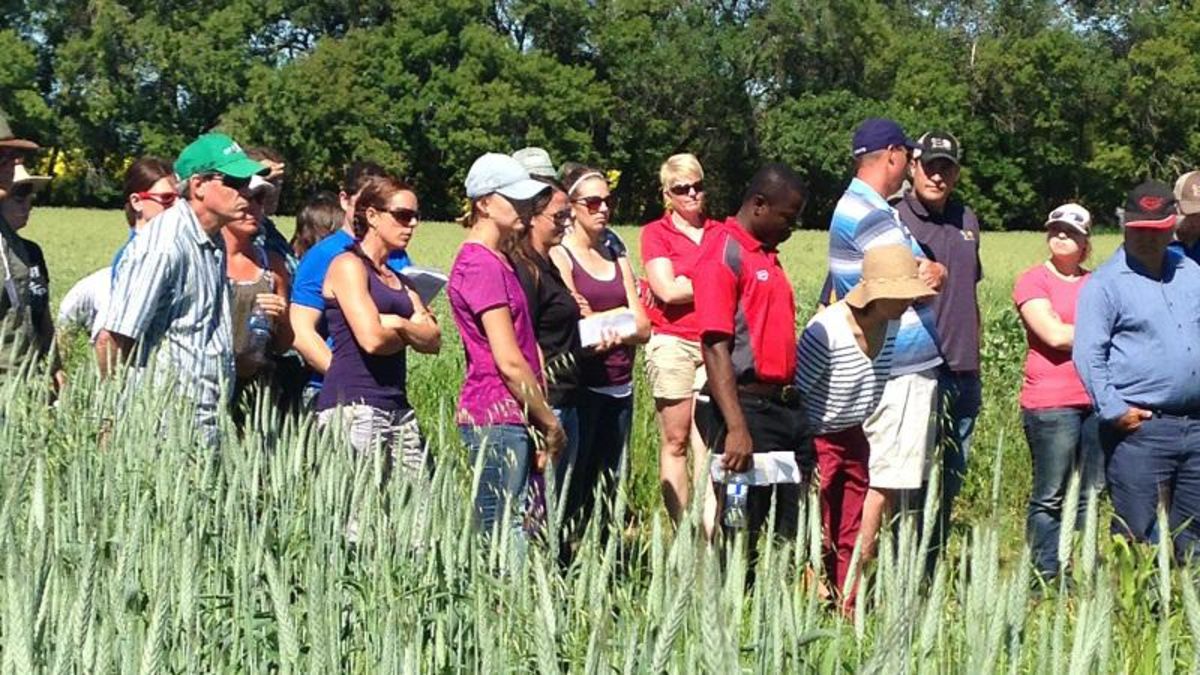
[864,368,939,490]
[644,333,706,400]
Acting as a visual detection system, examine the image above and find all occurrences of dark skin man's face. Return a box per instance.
[750,189,806,249]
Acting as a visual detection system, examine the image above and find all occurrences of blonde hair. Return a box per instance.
[659,153,704,192]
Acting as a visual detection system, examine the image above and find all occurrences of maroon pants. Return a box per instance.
[816,425,870,604]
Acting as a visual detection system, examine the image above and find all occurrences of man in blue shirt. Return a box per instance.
[827,118,946,564]
[1074,180,1200,561]
[289,161,412,407]
[1172,171,1200,265]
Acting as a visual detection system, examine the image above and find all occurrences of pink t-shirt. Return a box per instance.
[1012,264,1092,410]
[449,242,542,426]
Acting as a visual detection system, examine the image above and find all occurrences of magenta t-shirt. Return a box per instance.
[1012,263,1092,410]
[449,242,543,426]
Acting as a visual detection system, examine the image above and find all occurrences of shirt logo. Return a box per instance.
[962,230,975,241]
[755,269,769,282]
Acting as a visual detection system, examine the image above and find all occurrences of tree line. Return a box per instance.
[2,0,1197,229]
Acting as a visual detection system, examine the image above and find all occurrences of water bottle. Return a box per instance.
[723,473,750,529]
[247,303,271,359]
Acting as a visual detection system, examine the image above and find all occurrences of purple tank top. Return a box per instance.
[317,252,414,411]
[566,246,634,387]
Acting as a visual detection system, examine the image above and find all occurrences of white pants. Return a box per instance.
[864,368,939,490]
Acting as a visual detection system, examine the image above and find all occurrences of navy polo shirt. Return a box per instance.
[896,191,983,373]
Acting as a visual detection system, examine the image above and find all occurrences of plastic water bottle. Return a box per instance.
[247,304,271,358]
[723,473,750,529]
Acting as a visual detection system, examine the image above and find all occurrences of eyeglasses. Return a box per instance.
[572,195,612,213]
[386,207,420,225]
[135,191,178,208]
[668,181,704,196]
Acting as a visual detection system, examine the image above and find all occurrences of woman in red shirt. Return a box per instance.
[1012,203,1105,582]
[639,153,721,527]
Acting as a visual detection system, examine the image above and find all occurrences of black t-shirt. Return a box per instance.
[19,237,51,330]
[515,252,582,407]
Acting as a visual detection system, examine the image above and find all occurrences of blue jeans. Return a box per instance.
[1106,415,1200,563]
[551,406,581,498]
[570,389,634,536]
[1023,407,1105,577]
[922,370,982,569]
[459,424,531,536]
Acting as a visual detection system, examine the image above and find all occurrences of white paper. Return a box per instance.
[709,452,805,485]
[400,266,448,306]
[578,310,637,347]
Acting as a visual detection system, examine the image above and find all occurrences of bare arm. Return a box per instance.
[390,288,441,354]
[644,257,694,304]
[266,252,294,352]
[701,334,753,472]
[325,254,407,355]
[618,257,651,344]
[1018,298,1074,351]
[94,329,135,379]
[549,245,591,314]
[289,305,331,374]
[479,306,559,433]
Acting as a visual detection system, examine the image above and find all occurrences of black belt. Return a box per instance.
[1150,410,1200,421]
[737,382,800,405]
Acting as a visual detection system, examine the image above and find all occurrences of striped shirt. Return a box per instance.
[795,302,896,434]
[102,200,234,442]
[828,178,941,375]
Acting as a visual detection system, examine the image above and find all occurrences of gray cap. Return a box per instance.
[512,147,556,179]
[0,108,37,150]
[465,152,549,201]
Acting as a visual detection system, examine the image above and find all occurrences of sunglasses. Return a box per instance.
[135,191,178,208]
[216,174,253,191]
[540,208,572,225]
[386,207,420,225]
[573,195,612,213]
[668,181,704,196]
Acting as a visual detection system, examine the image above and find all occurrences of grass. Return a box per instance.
[14,207,1192,671]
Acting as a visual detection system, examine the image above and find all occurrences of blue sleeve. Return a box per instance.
[385,250,412,274]
[290,254,327,310]
[1072,281,1125,423]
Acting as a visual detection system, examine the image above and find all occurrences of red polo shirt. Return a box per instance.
[639,213,719,341]
[693,217,797,384]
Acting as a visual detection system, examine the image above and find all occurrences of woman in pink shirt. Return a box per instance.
[449,153,565,536]
[1013,203,1105,582]
[640,153,721,527]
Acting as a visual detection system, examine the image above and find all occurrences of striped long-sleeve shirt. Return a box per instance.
[828,178,941,375]
[102,200,234,443]
[795,302,896,435]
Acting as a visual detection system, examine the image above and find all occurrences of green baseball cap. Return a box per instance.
[174,133,267,181]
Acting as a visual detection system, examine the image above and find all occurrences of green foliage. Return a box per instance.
[9,2,1200,224]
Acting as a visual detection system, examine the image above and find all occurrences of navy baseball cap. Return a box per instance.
[851,118,917,158]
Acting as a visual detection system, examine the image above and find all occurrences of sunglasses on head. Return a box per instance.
[135,191,177,208]
[386,207,420,225]
[668,181,704,196]
[573,195,612,213]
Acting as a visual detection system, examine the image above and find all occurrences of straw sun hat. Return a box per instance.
[845,244,938,309]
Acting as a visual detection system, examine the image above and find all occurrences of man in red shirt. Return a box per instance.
[693,163,811,541]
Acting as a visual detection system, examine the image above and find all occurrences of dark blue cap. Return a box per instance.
[851,118,916,158]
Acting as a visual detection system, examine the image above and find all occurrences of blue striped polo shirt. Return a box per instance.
[828,178,942,375]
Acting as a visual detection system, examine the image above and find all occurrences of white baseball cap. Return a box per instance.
[465,153,549,201]
[1045,203,1091,235]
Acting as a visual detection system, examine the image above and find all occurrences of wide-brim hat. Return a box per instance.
[0,108,37,150]
[6,162,51,193]
[845,244,938,309]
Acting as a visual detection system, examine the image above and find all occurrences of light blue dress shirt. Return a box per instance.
[1073,246,1200,422]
